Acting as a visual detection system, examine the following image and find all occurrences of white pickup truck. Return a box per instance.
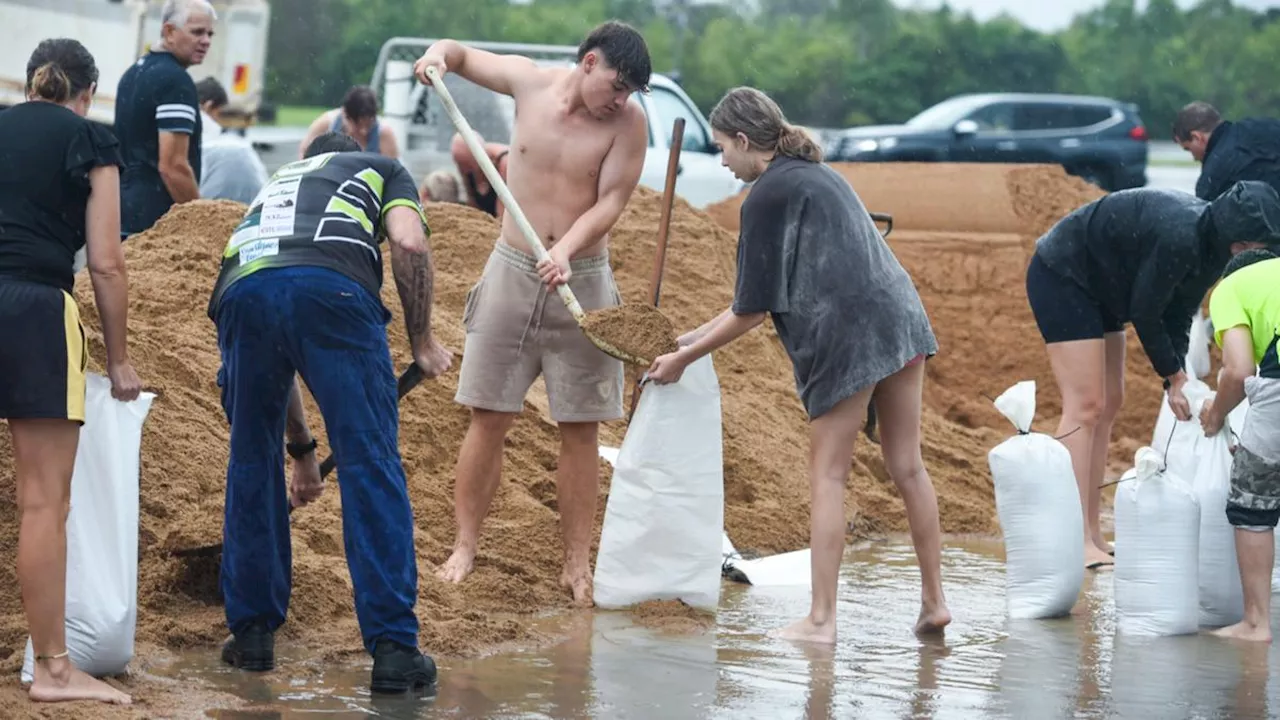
[370,38,745,209]
[0,0,270,127]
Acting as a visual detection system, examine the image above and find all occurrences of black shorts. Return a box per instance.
[0,278,87,423]
[1026,253,1124,344]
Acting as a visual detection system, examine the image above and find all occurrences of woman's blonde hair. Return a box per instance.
[709,87,823,163]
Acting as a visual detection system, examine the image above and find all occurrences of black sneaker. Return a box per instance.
[370,639,437,694]
[221,621,275,672]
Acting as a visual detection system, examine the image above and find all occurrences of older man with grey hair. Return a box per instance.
[116,0,216,237]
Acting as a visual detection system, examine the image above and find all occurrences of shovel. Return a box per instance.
[171,363,427,558]
[425,65,650,367]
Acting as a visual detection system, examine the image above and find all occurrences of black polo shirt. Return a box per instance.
[115,50,203,236]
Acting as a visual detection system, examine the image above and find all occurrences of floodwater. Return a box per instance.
[162,536,1280,719]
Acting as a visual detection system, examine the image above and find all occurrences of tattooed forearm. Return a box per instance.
[285,377,312,443]
[391,241,434,348]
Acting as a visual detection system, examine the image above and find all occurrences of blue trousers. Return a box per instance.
[214,266,418,653]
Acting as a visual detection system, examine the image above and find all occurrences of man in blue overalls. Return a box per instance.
[209,131,450,693]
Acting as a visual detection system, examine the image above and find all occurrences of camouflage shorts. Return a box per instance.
[1226,445,1280,529]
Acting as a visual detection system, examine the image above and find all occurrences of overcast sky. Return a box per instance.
[893,0,1280,32]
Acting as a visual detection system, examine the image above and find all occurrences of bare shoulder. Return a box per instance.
[614,100,648,148]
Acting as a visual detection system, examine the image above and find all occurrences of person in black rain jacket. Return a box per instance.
[1174,102,1280,202]
[1025,180,1280,572]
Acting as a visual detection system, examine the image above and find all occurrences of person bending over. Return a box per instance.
[1200,248,1280,644]
[1027,181,1280,571]
[299,85,399,160]
[414,21,650,605]
[647,86,951,644]
[0,38,141,706]
[1173,101,1280,202]
[208,131,451,692]
[450,132,510,219]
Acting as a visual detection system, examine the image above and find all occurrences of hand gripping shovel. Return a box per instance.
[425,65,650,367]
[171,363,427,558]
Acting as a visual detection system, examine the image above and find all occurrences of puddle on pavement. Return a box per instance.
[160,536,1280,719]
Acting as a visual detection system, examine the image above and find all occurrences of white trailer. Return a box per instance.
[0,0,270,126]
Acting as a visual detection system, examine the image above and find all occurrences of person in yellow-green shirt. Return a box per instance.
[1200,247,1280,644]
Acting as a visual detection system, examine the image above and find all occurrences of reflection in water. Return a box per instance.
[154,538,1278,719]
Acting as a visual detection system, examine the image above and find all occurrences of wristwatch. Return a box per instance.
[286,438,318,459]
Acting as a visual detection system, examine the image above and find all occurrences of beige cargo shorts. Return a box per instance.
[455,241,625,423]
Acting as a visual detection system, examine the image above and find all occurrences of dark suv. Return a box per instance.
[827,93,1149,191]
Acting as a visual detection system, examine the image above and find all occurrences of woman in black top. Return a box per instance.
[1026,182,1280,571]
[0,38,140,706]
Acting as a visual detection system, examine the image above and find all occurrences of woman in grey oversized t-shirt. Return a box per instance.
[647,86,950,644]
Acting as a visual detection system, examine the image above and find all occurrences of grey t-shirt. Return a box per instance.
[732,155,938,419]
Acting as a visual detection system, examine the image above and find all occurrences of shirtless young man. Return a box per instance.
[413,21,650,605]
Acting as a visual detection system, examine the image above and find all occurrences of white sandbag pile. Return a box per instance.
[592,355,724,611]
[987,381,1084,619]
[22,374,156,682]
[1113,447,1200,636]
[1189,396,1244,627]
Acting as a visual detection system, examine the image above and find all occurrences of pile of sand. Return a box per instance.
[0,182,1004,681]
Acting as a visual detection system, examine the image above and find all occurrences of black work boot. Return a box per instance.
[221,620,275,672]
[370,639,437,694]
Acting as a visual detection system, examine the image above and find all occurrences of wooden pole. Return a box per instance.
[627,117,685,422]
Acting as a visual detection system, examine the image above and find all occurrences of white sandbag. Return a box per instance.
[1273,533,1280,594]
[1190,396,1244,627]
[1186,310,1211,379]
[1113,447,1200,636]
[986,381,1084,619]
[592,355,724,611]
[1151,377,1212,456]
[22,374,156,682]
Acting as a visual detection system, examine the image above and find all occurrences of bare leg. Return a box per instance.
[1211,528,1274,643]
[437,409,517,583]
[1044,338,1112,569]
[556,421,600,607]
[873,361,952,635]
[775,387,874,645]
[9,419,130,705]
[1086,333,1125,555]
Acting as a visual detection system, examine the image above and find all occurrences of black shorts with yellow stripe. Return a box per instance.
[0,278,87,423]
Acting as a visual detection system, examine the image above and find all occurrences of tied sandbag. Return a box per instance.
[1274,533,1280,595]
[987,381,1084,619]
[1151,377,1212,457]
[22,374,156,682]
[1190,395,1244,627]
[592,355,724,611]
[1114,447,1201,636]
[1186,310,1212,380]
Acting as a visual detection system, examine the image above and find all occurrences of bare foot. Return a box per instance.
[436,544,476,583]
[915,603,952,635]
[560,567,594,608]
[1209,620,1272,643]
[1085,546,1114,570]
[29,660,131,705]
[773,615,837,644]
